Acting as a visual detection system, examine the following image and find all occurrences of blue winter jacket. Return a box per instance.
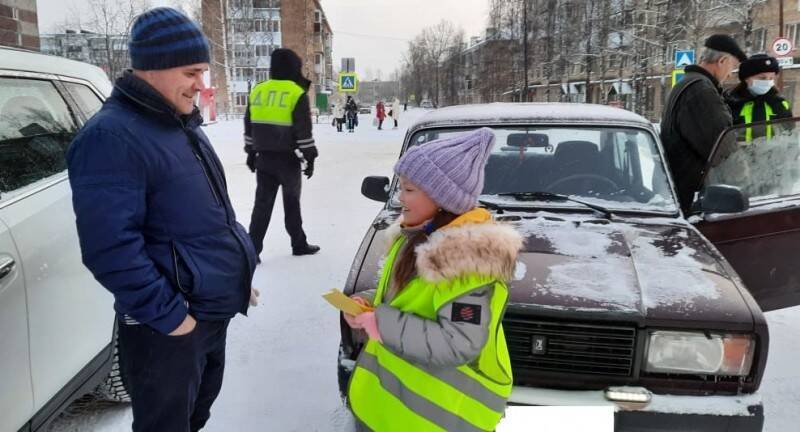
[67,72,257,334]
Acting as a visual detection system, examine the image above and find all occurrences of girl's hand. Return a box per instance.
[343,312,363,329]
[354,312,382,343]
[351,296,372,309]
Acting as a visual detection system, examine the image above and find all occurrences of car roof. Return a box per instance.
[0,46,113,96]
[409,102,653,132]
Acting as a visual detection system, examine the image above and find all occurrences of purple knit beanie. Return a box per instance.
[394,127,495,214]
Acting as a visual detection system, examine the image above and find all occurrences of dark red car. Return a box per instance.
[340,103,800,431]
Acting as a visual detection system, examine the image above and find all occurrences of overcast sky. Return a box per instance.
[36,0,489,78]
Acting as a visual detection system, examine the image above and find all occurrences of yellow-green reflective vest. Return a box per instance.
[348,236,513,432]
[740,100,791,142]
[248,79,305,127]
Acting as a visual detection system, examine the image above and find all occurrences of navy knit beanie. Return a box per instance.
[129,7,210,70]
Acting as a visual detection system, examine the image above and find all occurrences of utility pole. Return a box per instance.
[522,0,529,102]
[780,0,784,37]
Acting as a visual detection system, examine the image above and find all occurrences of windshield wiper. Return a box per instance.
[478,199,506,214]
[497,191,614,219]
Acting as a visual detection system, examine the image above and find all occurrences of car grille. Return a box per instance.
[504,316,637,377]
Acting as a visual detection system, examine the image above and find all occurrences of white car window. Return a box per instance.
[0,77,78,199]
[63,82,104,120]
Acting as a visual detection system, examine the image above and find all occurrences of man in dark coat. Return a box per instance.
[66,8,258,431]
[661,34,747,213]
[245,48,320,258]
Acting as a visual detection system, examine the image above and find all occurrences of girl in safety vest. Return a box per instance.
[344,128,523,432]
[726,54,793,142]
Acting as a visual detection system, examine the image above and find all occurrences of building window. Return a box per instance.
[255,68,269,81]
[234,44,250,59]
[753,28,767,53]
[315,53,322,65]
[314,10,321,23]
[254,20,265,32]
[255,45,272,57]
[253,0,269,9]
[235,92,249,107]
[785,23,800,50]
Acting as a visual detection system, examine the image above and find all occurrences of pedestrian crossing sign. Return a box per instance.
[339,73,358,93]
[674,50,695,68]
[672,69,686,87]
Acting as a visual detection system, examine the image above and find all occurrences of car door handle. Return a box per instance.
[0,256,15,281]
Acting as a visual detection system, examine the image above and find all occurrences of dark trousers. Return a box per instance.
[249,155,307,253]
[347,116,356,131]
[336,118,344,132]
[378,119,384,130]
[118,318,230,432]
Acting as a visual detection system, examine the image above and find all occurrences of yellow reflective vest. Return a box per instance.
[348,222,514,432]
[739,99,792,142]
[248,79,305,126]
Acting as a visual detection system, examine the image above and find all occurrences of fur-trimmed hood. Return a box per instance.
[386,219,523,283]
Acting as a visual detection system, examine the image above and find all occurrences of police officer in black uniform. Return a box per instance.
[726,54,793,141]
[244,48,320,259]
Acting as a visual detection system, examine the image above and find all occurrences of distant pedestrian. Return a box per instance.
[660,34,746,213]
[376,100,386,130]
[333,103,345,132]
[346,96,358,133]
[390,98,401,129]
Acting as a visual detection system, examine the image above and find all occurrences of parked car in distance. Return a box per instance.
[340,103,800,431]
[1,46,128,432]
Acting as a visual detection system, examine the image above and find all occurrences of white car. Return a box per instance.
[0,46,127,432]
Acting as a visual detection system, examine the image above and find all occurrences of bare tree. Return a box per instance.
[420,20,463,107]
[65,0,150,80]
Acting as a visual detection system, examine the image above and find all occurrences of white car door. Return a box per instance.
[0,75,114,413]
[0,219,34,432]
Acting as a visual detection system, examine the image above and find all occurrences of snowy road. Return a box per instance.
[47,108,800,431]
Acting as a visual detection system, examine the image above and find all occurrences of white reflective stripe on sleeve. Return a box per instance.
[298,143,316,149]
[296,138,315,144]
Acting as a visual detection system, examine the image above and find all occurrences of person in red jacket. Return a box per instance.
[376,100,386,130]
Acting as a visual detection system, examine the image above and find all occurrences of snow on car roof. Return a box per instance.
[1,46,113,97]
[411,102,652,130]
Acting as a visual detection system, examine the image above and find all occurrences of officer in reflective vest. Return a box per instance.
[244,48,320,258]
[726,54,793,142]
[343,128,522,432]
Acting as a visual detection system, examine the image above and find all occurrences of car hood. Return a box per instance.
[504,213,755,329]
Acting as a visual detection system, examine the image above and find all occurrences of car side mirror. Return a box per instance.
[695,185,749,214]
[361,176,390,202]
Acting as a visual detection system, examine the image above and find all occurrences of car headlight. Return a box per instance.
[644,331,755,376]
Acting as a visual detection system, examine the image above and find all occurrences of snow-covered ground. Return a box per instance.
[46,108,800,431]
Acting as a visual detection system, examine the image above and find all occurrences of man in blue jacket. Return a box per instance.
[66,8,257,432]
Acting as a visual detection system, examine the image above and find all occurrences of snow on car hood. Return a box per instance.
[505,213,755,327]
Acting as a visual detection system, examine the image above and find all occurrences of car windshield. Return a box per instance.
[401,126,678,214]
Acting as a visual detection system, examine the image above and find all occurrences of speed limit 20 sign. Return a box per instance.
[773,37,794,57]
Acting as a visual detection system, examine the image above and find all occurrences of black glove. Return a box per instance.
[246,153,256,173]
[299,146,318,164]
[303,160,315,179]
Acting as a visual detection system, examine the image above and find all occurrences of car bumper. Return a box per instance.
[509,386,763,432]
